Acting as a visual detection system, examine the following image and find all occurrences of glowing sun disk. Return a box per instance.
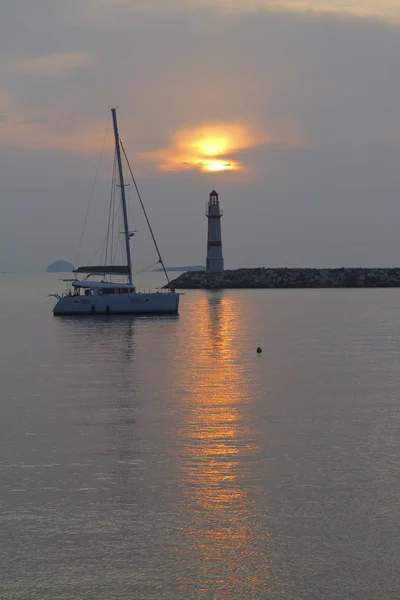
[141,121,265,173]
[192,137,230,156]
[203,160,236,172]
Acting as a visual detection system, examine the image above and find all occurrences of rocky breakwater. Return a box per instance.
[165,268,400,289]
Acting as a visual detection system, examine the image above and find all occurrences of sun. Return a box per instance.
[192,136,230,157]
[202,159,237,172]
[141,122,265,173]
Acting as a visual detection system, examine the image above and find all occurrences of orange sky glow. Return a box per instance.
[141,122,266,172]
[89,0,400,24]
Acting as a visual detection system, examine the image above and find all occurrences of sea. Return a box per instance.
[0,273,399,600]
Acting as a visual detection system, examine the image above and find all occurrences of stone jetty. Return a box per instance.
[165,268,400,289]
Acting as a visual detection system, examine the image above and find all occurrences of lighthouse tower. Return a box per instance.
[206,189,224,272]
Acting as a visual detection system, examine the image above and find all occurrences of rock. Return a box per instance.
[163,267,400,290]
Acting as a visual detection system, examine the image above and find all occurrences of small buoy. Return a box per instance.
[256,346,262,354]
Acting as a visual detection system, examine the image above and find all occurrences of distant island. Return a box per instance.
[152,265,205,272]
[46,260,74,273]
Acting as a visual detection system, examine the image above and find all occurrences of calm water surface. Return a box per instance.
[0,274,399,599]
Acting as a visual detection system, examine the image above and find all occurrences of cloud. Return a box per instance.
[1,5,398,161]
[7,120,112,153]
[140,122,267,172]
[19,52,93,78]
[84,0,400,24]
[0,90,112,152]
[140,121,306,172]
[16,117,48,125]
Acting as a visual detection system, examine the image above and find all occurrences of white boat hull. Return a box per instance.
[53,292,180,316]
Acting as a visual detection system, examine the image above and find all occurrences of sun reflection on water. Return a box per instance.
[174,292,272,596]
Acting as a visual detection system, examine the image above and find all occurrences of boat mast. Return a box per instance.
[111,107,133,285]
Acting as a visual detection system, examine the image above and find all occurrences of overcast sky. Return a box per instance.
[1,0,400,271]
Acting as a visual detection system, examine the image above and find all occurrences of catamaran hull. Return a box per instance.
[53,292,180,316]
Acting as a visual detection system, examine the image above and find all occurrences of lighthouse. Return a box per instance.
[206,189,224,272]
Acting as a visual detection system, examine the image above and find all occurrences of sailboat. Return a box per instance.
[52,108,180,316]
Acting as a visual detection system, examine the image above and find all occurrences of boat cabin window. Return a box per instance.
[84,289,92,296]
[99,287,132,295]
